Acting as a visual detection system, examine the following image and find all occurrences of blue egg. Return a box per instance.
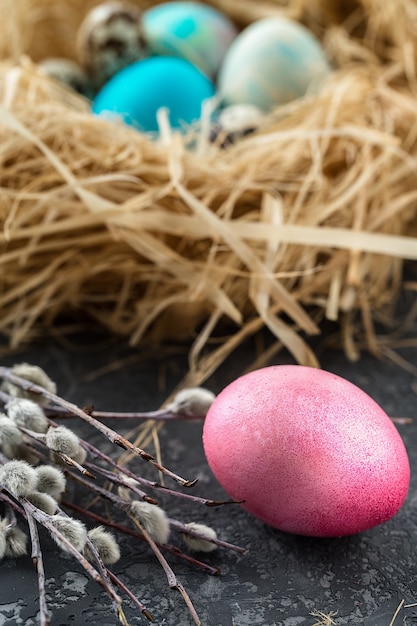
[142,1,237,78]
[92,56,216,133]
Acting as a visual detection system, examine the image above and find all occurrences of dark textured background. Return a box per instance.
[0,296,416,626]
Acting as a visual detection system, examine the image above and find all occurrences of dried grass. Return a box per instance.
[310,610,338,626]
[1,0,417,378]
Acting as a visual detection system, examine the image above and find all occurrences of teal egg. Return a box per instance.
[142,1,237,78]
[217,17,332,110]
[92,56,216,133]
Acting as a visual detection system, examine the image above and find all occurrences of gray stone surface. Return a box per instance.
[0,322,417,626]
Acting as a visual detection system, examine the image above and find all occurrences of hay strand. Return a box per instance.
[1,0,417,372]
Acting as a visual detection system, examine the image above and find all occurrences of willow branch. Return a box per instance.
[62,500,221,576]
[22,503,51,626]
[0,367,195,487]
[82,439,238,507]
[128,514,201,626]
[21,498,123,612]
[106,569,156,623]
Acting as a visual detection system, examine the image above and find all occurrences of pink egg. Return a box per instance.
[202,365,410,537]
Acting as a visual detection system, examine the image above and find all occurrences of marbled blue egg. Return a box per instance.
[217,17,332,110]
[92,56,216,132]
[142,1,237,78]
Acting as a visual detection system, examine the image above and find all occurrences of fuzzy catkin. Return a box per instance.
[6,398,49,433]
[85,527,121,565]
[0,414,23,458]
[35,465,66,500]
[129,501,170,545]
[181,522,218,553]
[117,476,140,501]
[168,387,216,418]
[4,526,28,558]
[45,425,82,457]
[71,443,87,465]
[27,491,58,515]
[2,363,57,402]
[0,525,6,560]
[50,515,87,553]
[0,460,38,497]
[12,444,41,467]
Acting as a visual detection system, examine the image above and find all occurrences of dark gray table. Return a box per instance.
[0,318,416,626]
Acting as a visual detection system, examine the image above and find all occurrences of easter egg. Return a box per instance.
[216,104,263,133]
[142,1,237,78]
[38,58,93,98]
[203,365,410,537]
[210,104,264,146]
[92,56,215,132]
[217,17,332,110]
[77,1,148,91]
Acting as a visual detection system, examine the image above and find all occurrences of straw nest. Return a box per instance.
[1,0,417,378]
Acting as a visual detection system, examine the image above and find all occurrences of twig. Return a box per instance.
[0,489,25,517]
[55,504,130,626]
[17,425,96,479]
[0,367,196,487]
[83,533,129,626]
[0,389,12,405]
[5,502,18,527]
[0,490,124,626]
[0,365,246,625]
[62,501,221,576]
[22,503,51,626]
[390,417,413,424]
[128,514,201,626]
[20,498,124,618]
[54,451,96,478]
[0,492,51,626]
[106,569,156,623]
[83,461,157,504]
[45,405,189,421]
[82,439,239,507]
[169,519,248,555]
[64,468,134,511]
[64,468,246,555]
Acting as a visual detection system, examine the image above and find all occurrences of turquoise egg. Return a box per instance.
[92,56,216,133]
[217,17,332,110]
[142,1,237,78]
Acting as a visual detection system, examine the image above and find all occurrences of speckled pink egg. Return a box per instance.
[203,365,410,537]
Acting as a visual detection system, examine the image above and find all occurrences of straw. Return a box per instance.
[0,0,416,377]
